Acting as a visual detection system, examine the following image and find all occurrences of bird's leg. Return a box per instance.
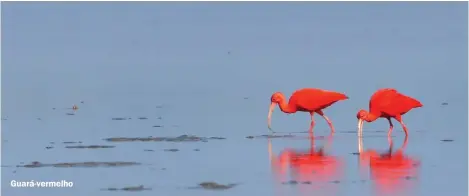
[394,115,409,136]
[316,110,335,133]
[309,112,315,136]
[387,117,394,137]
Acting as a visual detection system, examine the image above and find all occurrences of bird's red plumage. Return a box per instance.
[288,88,349,112]
[369,88,423,117]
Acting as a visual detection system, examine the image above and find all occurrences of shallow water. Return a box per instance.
[2,2,468,196]
[2,97,467,196]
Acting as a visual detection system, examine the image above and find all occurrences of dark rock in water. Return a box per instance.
[66,113,75,116]
[441,139,454,142]
[144,149,154,152]
[52,108,56,110]
[65,145,115,149]
[282,180,298,185]
[112,117,127,120]
[197,182,237,190]
[441,102,448,105]
[19,161,140,168]
[164,148,179,152]
[330,180,341,184]
[301,181,312,184]
[351,152,360,155]
[152,125,163,128]
[138,117,148,120]
[103,135,225,143]
[102,185,150,192]
[404,176,414,180]
[194,149,200,151]
[45,146,54,149]
[63,141,83,144]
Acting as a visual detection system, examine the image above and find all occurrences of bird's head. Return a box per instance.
[268,92,285,132]
[356,109,368,120]
[270,92,284,104]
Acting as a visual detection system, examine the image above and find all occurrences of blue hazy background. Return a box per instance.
[2,2,468,196]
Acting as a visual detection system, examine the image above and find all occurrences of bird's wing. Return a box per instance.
[370,89,417,116]
[369,88,399,114]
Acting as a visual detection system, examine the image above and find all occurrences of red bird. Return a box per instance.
[267,88,349,133]
[356,88,423,137]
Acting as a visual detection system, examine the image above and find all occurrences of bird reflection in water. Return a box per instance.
[358,135,420,196]
[268,133,343,196]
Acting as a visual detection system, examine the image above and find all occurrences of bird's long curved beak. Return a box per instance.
[267,102,275,132]
[357,119,364,137]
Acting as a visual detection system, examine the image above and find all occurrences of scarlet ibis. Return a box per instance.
[356,88,423,137]
[267,88,348,133]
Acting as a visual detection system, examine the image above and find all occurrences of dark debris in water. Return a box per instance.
[45,146,54,149]
[65,145,115,149]
[441,102,449,105]
[246,134,295,139]
[441,139,454,142]
[102,185,150,192]
[19,161,141,168]
[65,113,75,116]
[144,149,154,152]
[138,117,148,120]
[351,152,360,155]
[282,180,299,185]
[152,125,163,128]
[404,176,416,180]
[63,141,83,144]
[194,149,200,151]
[112,117,128,121]
[194,182,237,190]
[104,135,226,143]
[164,148,179,152]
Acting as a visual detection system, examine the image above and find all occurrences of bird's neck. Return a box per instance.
[364,112,379,122]
[278,99,296,114]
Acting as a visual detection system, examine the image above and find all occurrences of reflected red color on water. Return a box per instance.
[358,135,420,196]
[269,133,343,196]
